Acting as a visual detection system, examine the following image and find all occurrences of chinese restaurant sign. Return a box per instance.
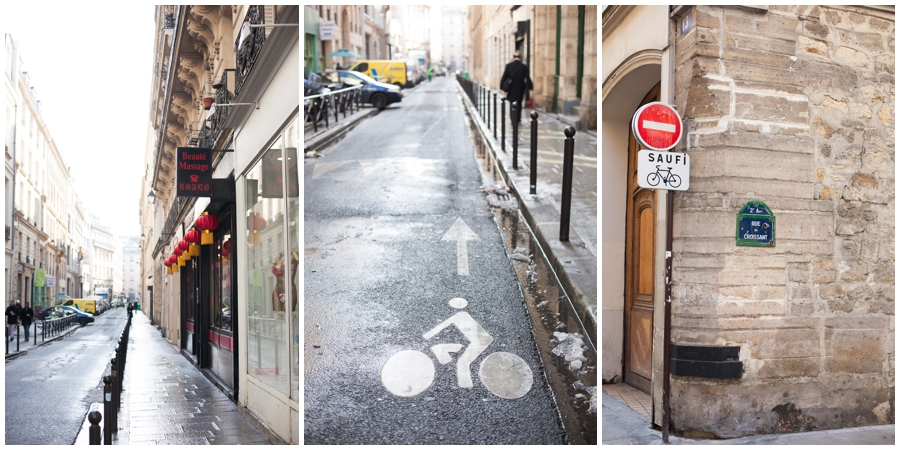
[261,147,299,198]
[177,147,213,197]
[736,200,775,247]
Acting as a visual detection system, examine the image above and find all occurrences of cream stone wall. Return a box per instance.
[671,5,894,437]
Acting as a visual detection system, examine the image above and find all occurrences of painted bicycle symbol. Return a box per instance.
[381,298,534,399]
[646,165,682,188]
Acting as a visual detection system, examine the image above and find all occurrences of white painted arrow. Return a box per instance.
[441,218,481,276]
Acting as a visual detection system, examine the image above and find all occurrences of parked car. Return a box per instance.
[318,70,402,110]
[37,306,68,320]
[56,305,95,326]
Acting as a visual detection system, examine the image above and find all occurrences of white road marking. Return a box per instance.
[441,218,480,276]
[423,310,493,389]
[431,344,464,365]
[381,350,434,397]
[312,161,351,178]
[479,352,534,399]
[642,120,676,133]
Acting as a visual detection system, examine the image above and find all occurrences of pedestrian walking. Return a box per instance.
[21,302,34,342]
[499,51,533,124]
[7,300,20,341]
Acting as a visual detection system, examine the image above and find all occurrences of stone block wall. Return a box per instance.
[671,5,894,437]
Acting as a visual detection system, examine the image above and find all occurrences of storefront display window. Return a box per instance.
[243,114,299,399]
[212,214,233,332]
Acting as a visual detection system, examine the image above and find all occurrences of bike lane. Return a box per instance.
[303,78,567,444]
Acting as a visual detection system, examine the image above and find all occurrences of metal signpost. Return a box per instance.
[631,101,685,443]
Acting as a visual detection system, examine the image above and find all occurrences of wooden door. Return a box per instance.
[624,83,659,393]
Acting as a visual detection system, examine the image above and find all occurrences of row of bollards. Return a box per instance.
[6,313,80,356]
[457,74,577,242]
[89,306,134,445]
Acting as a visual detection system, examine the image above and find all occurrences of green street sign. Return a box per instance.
[736,201,775,247]
[35,269,46,287]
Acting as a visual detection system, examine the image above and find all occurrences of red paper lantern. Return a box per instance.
[222,240,231,257]
[247,212,267,245]
[185,229,200,244]
[185,229,201,256]
[195,212,220,245]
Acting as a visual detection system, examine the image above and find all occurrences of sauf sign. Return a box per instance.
[632,102,690,191]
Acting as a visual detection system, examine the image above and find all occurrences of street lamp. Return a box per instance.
[147,190,156,204]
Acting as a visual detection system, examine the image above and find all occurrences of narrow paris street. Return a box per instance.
[304,77,571,444]
[5,309,127,445]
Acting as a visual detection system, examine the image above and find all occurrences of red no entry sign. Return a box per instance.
[632,102,683,151]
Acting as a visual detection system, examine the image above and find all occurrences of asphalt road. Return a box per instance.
[5,308,127,445]
[304,77,567,444]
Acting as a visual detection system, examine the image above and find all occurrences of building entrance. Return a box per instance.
[624,83,659,394]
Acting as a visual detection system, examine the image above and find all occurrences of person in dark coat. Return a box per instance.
[21,302,34,342]
[499,51,533,124]
[7,300,20,341]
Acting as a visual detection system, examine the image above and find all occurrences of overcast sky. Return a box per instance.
[4,4,156,238]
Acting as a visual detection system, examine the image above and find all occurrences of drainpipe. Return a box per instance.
[552,6,560,114]
[661,9,679,444]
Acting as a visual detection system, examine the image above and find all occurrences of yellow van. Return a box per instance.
[62,299,97,314]
[346,60,408,88]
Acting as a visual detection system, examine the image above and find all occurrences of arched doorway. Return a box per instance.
[623,83,660,393]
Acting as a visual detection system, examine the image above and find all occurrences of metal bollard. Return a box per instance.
[103,375,114,444]
[530,111,539,195]
[512,102,519,169]
[111,357,119,411]
[493,92,498,139]
[16,323,20,352]
[486,88,491,130]
[501,97,507,153]
[88,411,102,445]
[333,95,339,123]
[560,126,576,241]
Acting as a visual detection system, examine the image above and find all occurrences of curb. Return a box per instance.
[454,81,597,347]
[304,107,380,154]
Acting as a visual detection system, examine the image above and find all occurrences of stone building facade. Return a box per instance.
[466,6,597,130]
[5,33,87,307]
[603,5,894,438]
[141,6,299,443]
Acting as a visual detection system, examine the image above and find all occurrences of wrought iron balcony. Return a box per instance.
[234,6,267,98]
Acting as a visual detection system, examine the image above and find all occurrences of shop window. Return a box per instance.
[212,212,233,332]
[243,114,299,399]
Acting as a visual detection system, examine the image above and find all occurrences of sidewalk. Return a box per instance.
[75,311,274,445]
[603,391,895,445]
[5,321,78,360]
[456,80,598,345]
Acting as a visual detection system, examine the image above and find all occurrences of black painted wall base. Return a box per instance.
[670,343,742,378]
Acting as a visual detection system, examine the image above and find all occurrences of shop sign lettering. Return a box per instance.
[261,147,299,199]
[177,147,213,197]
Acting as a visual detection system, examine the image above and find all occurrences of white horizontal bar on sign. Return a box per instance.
[642,120,677,133]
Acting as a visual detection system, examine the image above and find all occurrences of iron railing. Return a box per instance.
[234,5,267,98]
[304,85,364,133]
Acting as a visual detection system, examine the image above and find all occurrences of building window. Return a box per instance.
[211,211,233,332]
[243,114,299,399]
